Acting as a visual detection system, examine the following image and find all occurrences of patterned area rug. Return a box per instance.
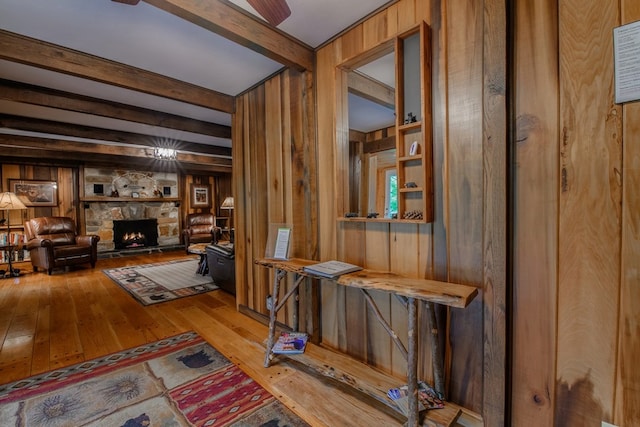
[103,258,218,305]
[0,332,309,427]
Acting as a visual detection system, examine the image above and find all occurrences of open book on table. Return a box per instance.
[302,260,362,279]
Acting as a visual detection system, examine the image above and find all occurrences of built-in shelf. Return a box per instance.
[337,217,425,224]
[395,22,432,223]
[398,154,423,162]
[81,197,180,202]
[398,121,422,132]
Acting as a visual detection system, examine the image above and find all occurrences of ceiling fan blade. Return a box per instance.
[246,0,291,26]
[112,0,141,5]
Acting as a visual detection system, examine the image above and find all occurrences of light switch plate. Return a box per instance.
[602,422,617,427]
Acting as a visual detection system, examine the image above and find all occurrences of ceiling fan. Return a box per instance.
[246,0,291,26]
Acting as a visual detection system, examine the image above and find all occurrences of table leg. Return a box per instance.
[425,301,445,398]
[292,274,300,332]
[407,297,419,427]
[264,268,286,367]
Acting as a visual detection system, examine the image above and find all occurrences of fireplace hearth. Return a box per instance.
[113,219,159,250]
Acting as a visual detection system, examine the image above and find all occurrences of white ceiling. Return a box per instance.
[0,0,395,152]
[228,0,391,49]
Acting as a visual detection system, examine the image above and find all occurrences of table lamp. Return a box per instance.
[0,192,27,278]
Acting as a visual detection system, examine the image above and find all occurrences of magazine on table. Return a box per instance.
[302,260,362,279]
[272,332,309,354]
[387,380,444,416]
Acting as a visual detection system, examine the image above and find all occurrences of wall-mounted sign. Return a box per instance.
[614,20,640,103]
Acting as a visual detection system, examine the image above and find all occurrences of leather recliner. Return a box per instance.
[182,213,219,253]
[24,216,100,275]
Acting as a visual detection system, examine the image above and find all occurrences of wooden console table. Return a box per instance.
[255,257,478,427]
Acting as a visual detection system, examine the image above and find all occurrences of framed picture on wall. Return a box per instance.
[9,180,58,207]
[190,183,211,208]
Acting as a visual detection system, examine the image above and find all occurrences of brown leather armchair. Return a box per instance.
[24,216,100,275]
[182,213,218,253]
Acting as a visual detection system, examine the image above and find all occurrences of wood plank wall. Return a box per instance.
[512,0,559,425]
[233,69,317,329]
[1,163,227,244]
[618,1,640,425]
[231,0,640,424]
[0,165,80,225]
[228,0,505,421]
[513,0,640,425]
[316,0,506,420]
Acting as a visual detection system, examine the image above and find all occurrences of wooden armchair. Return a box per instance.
[182,213,219,253]
[24,216,100,275]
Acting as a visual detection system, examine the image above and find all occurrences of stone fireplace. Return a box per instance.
[113,219,159,249]
[82,168,181,252]
[84,201,180,252]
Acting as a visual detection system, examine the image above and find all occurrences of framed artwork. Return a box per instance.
[190,183,211,208]
[9,180,58,207]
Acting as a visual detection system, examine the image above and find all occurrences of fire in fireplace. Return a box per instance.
[113,219,159,250]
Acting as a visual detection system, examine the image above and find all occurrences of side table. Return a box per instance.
[187,243,209,275]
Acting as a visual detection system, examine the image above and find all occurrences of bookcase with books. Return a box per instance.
[0,231,30,264]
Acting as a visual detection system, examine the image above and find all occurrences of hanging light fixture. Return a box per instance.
[153,147,177,160]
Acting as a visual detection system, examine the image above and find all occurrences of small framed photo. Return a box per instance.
[409,141,419,156]
[190,183,211,208]
[131,192,140,198]
[9,180,58,207]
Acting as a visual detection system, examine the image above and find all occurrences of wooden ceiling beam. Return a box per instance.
[0,114,232,157]
[0,79,231,139]
[348,71,395,110]
[0,135,232,174]
[144,0,314,71]
[0,30,235,113]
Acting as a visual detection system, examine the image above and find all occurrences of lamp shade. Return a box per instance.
[220,196,234,210]
[0,192,27,211]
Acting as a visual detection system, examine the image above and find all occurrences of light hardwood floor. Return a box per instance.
[0,250,402,426]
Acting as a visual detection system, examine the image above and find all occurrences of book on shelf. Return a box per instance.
[302,260,362,279]
[272,332,308,355]
[0,232,25,246]
[387,381,445,416]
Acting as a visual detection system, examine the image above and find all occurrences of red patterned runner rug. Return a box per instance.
[0,331,309,426]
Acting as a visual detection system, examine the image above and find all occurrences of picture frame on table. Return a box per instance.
[9,180,58,207]
[190,183,211,208]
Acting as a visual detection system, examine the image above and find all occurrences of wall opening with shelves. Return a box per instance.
[338,22,432,223]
